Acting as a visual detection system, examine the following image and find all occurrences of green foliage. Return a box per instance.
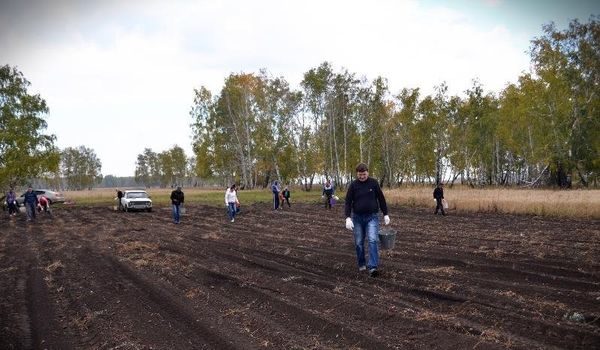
[184,18,599,188]
[0,65,59,189]
[61,146,102,190]
[135,146,189,187]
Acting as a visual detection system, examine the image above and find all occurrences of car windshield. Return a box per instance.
[126,192,149,199]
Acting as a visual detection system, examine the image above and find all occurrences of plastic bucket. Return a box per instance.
[378,228,396,250]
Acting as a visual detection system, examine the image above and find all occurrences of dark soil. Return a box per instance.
[1,203,599,349]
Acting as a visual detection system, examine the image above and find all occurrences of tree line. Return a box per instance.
[1,19,597,191]
[189,19,599,189]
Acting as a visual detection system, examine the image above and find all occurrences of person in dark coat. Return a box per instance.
[344,163,390,278]
[322,180,335,209]
[170,186,185,224]
[271,181,281,210]
[282,186,291,208]
[433,183,446,216]
[23,187,38,221]
[116,189,124,211]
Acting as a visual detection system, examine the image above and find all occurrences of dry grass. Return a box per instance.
[420,266,457,275]
[385,186,600,219]
[61,185,600,218]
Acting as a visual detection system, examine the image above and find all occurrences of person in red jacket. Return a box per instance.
[37,195,51,215]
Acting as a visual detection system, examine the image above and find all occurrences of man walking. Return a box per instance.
[271,180,281,210]
[344,163,390,277]
[433,183,446,216]
[170,186,184,224]
[116,189,123,211]
[23,187,38,222]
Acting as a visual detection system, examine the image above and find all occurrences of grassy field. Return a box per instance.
[62,186,600,219]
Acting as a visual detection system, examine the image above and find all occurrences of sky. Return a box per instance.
[1,0,598,177]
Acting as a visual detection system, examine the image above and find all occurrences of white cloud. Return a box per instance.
[1,0,538,176]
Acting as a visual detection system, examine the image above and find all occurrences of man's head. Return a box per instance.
[356,163,369,182]
[438,183,443,188]
[177,186,182,191]
[27,187,33,192]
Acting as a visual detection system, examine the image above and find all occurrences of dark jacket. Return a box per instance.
[6,191,16,204]
[433,187,444,199]
[344,177,388,217]
[272,183,280,194]
[282,189,290,198]
[23,191,38,206]
[170,189,184,205]
[322,184,334,196]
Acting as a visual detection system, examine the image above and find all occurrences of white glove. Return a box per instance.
[345,217,354,230]
[384,215,390,225]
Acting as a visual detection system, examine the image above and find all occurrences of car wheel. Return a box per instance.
[147,208,152,212]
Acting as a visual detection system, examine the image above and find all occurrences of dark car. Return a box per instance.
[16,189,66,206]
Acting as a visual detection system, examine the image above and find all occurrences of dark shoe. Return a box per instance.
[368,269,379,277]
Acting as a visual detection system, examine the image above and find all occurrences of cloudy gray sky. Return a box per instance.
[1,0,598,176]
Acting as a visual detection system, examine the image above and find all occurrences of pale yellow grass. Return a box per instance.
[62,186,600,218]
[385,186,600,219]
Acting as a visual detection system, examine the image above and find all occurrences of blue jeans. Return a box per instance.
[352,213,379,269]
[26,203,37,220]
[227,202,237,220]
[172,204,180,223]
[273,193,280,209]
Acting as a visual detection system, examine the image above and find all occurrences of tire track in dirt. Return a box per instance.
[4,203,598,349]
[179,205,600,347]
[0,217,73,350]
[115,209,503,348]
[203,240,588,349]
[149,226,531,348]
[60,243,255,349]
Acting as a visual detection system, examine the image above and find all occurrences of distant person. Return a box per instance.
[322,180,334,209]
[271,180,281,210]
[344,163,390,278]
[23,187,38,222]
[116,189,123,211]
[37,195,51,215]
[170,186,184,224]
[225,184,240,222]
[433,183,446,216]
[282,186,291,208]
[6,188,17,217]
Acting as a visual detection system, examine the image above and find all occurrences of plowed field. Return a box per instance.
[1,203,599,349]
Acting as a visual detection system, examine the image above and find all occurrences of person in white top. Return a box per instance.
[225,184,239,222]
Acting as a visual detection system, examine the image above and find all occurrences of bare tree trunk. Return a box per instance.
[225,92,249,189]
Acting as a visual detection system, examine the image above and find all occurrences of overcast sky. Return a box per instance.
[1,0,598,177]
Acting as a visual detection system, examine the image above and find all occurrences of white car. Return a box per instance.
[120,190,152,212]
